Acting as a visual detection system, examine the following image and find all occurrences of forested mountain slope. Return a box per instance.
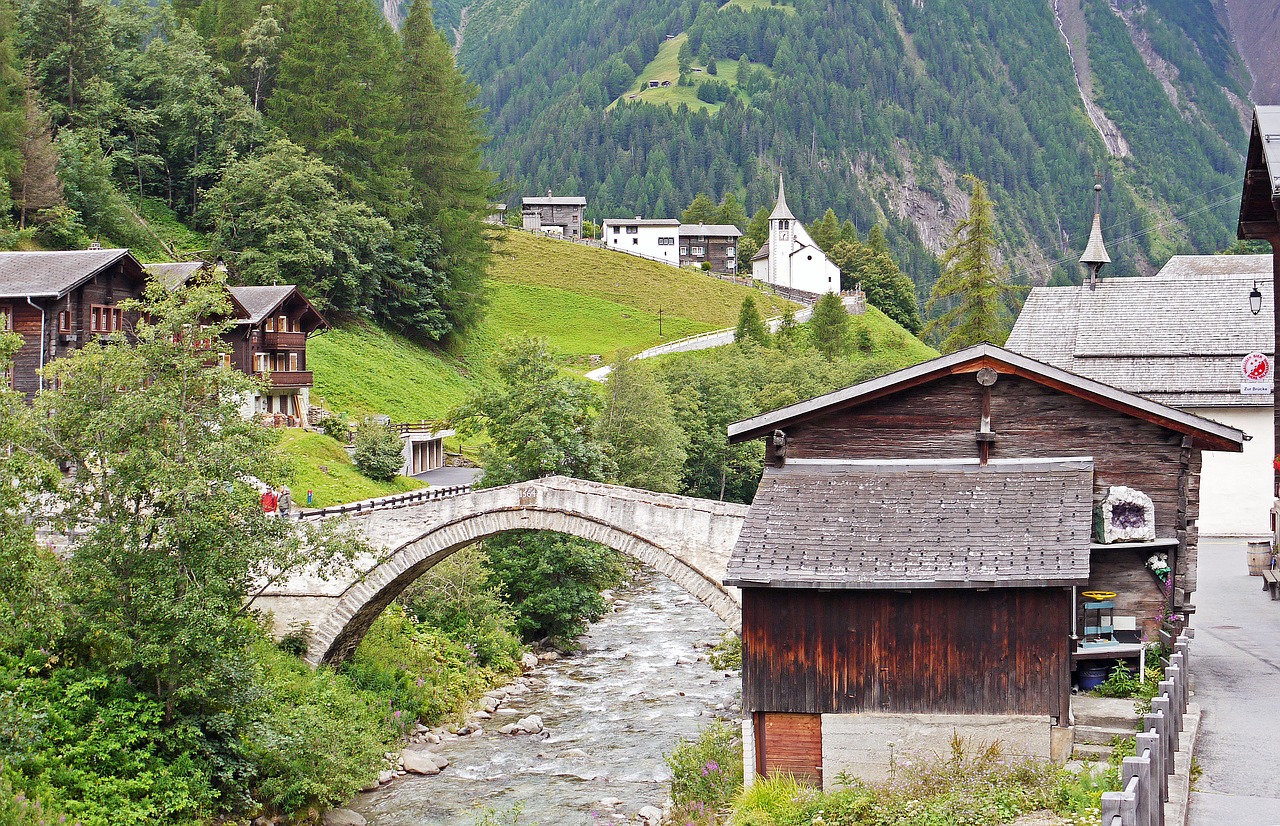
[455,0,1253,289]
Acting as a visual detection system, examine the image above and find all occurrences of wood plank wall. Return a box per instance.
[742,587,1071,718]
[756,712,822,784]
[781,373,1196,636]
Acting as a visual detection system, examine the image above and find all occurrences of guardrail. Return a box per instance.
[1100,630,1193,826]
[296,484,473,520]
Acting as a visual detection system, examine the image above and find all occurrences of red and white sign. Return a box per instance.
[1241,352,1273,395]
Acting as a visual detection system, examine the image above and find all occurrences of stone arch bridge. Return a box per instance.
[253,477,748,666]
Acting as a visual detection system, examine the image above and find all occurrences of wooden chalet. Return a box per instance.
[1237,104,1280,495]
[725,344,1244,786]
[224,285,327,426]
[0,249,148,396]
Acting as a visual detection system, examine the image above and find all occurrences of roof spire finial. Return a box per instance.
[1080,174,1111,291]
[770,173,795,221]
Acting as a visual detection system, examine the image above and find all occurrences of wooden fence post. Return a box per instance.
[1136,730,1166,811]
[1169,652,1187,711]
[1121,753,1154,826]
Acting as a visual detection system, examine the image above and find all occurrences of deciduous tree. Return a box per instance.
[596,356,687,494]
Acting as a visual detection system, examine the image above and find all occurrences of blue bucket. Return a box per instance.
[1077,663,1111,692]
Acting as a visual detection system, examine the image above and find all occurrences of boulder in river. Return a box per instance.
[323,809,367,826]
[514,714,544,734]
[636,805,663,825]
[520,652,539,669]
[402,749,449,775]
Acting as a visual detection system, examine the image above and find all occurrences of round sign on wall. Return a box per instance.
[1242,352,1271,381]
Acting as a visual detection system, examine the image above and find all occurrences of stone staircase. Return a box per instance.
[1071,694,1140,760]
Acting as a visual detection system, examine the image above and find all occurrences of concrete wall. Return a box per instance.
[1186,405,1272,537]
[819,713,1053,788]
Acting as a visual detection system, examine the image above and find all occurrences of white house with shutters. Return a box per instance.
[751,177,840,297]
[600,218,682,265]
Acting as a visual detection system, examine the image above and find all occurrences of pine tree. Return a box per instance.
[734,295,768,346]
[0,0,25,202]
[807,291,849,361]
[925,175,1022,352]
[867,223,890,256]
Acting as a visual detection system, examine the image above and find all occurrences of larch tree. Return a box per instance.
[925,175,1021,352]
[15,87,62,227]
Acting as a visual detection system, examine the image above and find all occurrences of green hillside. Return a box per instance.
[308,229,798,421]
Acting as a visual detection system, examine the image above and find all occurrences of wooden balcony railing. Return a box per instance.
[257,370,313,389]
[262,330,307,349]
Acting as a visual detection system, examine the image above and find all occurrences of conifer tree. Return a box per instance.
[809,207,840,252]
[0,0,25,202]
[807,291,849,361]
[734,295,768,346]
[18,0,111,127]
[925,175,1021,352]
[740,205,769,262]
[15,88,62,227]
[398,0,495,334]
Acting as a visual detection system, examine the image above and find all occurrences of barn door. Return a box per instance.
[756,712,822,786]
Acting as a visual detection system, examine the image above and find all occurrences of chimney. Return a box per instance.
[88,240,102,250]
[547,188,553,198]
[1080,180,1111,291]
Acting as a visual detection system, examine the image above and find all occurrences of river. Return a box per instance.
[348,571,741,825]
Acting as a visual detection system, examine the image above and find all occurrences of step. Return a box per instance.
[1072,695,1140,729]
[1074,724,1138,746]
[1071,742,1114,761]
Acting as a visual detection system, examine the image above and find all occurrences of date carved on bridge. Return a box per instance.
[518,487,538,507]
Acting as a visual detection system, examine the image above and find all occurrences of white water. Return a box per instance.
[349,572,740,825]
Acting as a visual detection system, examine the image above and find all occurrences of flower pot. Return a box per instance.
[1247,541,1273,576]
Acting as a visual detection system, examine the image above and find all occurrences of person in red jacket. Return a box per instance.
[261,488,278,515]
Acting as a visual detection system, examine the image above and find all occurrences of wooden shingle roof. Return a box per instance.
[1007,255,1273,407]
[724,458,1094,589]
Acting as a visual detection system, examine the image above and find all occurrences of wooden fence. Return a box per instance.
[1100,630,1194,826]
[295,484,472,520]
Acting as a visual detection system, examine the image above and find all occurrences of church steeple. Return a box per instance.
[1080,180,1111,290]
[770,175,795,221]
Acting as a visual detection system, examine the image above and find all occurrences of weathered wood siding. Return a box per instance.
[742,587,1072,719]
[779,372,1196,632]
[756,712,822,784]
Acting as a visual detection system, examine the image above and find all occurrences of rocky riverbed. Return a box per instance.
[340,571,740,826]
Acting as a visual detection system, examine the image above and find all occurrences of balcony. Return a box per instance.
[262,330,307,350]
[257,370,313,389]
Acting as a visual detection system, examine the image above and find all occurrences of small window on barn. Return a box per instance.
[221,354,232,369]
[279,315,288,332]
[0,305,11,331]
[265,317,275,332]
[111,308,122,332]
[90,306,102,332]
[692,246,704,256]
[58,311,71,332]
[680,247,688,256]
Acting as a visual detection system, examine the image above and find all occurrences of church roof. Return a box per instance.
[1080,212,1110,266]
[751,242,770,261]
[769,176,795,221]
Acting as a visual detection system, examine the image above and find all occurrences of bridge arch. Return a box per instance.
[294,478,746,666]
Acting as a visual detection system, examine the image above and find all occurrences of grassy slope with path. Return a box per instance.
[278,429,426,508]
[310,229,797,420]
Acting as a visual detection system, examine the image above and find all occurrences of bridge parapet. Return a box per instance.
[253,476,747,666]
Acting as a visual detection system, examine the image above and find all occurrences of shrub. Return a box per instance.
[341,604,501,725]
[400,547,524,672]
[352,418,404,482]
[317,412,350,442]
[708,632,741,671]
[666,720,744,818]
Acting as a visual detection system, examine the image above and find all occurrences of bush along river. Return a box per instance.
[346,570,741,825]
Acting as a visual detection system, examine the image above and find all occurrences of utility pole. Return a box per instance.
[658,308,664,338]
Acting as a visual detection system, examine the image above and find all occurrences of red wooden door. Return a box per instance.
[757,712,822,786]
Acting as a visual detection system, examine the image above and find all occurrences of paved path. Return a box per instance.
[584,295,862,382]
[1187,538,1280,825]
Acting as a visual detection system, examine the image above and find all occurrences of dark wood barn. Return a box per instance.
[1236,104,1280,490]
[725,344,1244,786]
[0,249,148,397]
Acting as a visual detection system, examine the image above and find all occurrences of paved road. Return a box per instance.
[413,466,482,487]
[1187,538,1280,825]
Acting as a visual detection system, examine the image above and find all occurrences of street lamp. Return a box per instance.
[1250,280,1263,315]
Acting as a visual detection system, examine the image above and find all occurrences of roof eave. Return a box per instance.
[725,576,1088,589]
